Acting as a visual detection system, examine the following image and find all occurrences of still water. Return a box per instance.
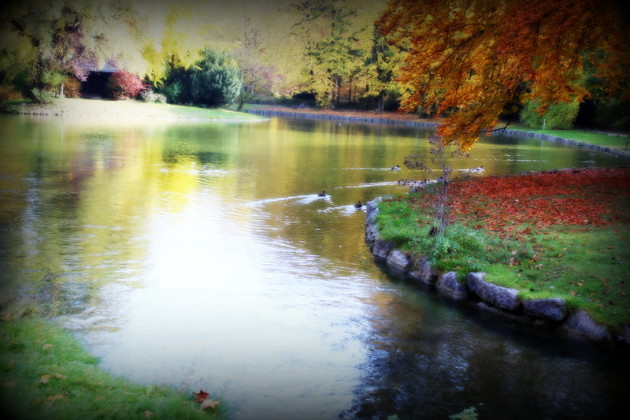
[1,113,628,419]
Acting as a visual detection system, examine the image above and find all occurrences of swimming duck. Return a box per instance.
[354,201,363,209]
[318,190,327,197]
[391,165,401,171]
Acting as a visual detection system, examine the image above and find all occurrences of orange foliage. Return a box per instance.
[378,0,630,150]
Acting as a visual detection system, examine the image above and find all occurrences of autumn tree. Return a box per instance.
[290,0,368,107]
[107,70,146,100]
[232,26,281,110]
[378,0,630,150]
[0,1,105,101]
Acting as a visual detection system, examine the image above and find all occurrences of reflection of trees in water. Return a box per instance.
[343,285,629,419]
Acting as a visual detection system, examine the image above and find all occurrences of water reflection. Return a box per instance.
[0,114,628,419]
[345,278,630,419]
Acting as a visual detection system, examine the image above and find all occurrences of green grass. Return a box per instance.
[377,192,523,278]
[0,313,223,419]
[376,183,630,331]
[4,98,266,122]
[507,123,630,151]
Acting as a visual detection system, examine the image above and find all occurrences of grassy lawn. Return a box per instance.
[5,98,266,122]
[506,123,630,151]
[0,310,223,419]
[376,168,630,331]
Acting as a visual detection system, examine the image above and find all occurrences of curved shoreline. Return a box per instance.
[247,108,629,158]
[364,197,630,351]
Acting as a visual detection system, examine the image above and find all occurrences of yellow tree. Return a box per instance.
[378,0,630,150]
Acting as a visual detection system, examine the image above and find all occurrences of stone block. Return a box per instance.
[436,272,468,301]
[386,249,411,273]
[408,256,436,285]
[466,272,521,312]
[564,310,611,342]
[522,297,567,322]
[372,239,395,262]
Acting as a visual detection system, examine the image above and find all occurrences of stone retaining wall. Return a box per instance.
[365,197,630,348]
[247,109,629,158]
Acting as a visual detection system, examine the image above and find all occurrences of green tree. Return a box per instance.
[135,2,212,85]
[290,0,367,107]
[520,99,580,129]
[365,23,404,113]
[163,49,242,108]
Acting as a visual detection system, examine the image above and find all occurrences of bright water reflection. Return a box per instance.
[0,114,628,419]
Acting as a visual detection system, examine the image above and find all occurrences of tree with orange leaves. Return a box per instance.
[378,0,630,150]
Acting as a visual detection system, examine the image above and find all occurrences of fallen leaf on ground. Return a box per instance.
[200,398,221,411]
[48,394,65,401]
[40,374,51,384]
[144,410,153,418]
[193,389,209,402]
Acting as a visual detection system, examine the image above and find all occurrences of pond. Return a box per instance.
[1,113,628,419]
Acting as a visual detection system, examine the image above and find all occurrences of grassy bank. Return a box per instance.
[4,98,266,122]
[376,167,630,331]
[0,308,222,419]
[506,123,629,151]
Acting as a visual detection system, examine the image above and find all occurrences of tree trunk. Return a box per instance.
[377,90,385,113]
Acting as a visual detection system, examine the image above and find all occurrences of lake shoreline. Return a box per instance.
[363,170,630,353]
[246,105,630,157]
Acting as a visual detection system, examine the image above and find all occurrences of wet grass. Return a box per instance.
[0,303,223,419]
[376,168,630,331]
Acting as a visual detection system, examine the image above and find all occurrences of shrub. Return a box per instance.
[163,49,242,107]
[140,89,167,104]
[30,88,58,104]
[520,99,580,129]
[62,77,81,98]
[161,80,183,104]
[0,84,22,103]
[106,71,146,100]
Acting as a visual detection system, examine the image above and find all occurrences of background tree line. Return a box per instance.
[1,0,628,134]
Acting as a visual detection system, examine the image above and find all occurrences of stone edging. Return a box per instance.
[365,197,630,348]
[247,109,629,158]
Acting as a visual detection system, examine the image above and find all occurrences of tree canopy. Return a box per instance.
[378,0,630,150]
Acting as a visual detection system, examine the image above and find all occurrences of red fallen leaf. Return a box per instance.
[193,389,209,402]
